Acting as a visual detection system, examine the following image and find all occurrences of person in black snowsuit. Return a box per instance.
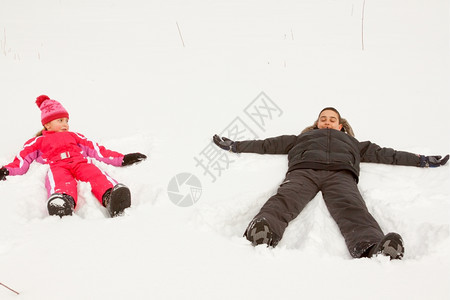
[213,107,449,260]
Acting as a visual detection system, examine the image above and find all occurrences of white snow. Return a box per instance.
[0,0,449,299]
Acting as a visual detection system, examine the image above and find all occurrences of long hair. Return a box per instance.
[35,128,46,137]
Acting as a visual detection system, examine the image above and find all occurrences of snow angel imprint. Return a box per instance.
[213,107,449,260]
[0,95,147,218]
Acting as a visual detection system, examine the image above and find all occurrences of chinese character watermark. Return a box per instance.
[244,92,283,131]
[194,92,283,183]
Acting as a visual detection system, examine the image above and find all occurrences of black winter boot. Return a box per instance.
[244,217,280,247]
[47,193,75,217]
[367,232,404,260]
[102,184,131,217]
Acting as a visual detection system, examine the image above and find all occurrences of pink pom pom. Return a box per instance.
[36,95,50,108]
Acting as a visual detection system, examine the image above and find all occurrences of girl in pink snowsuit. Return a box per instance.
[0,95,146,217]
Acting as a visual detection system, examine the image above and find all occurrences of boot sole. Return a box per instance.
[245,218,278,247]
[380,232,404,260]
[47,194,74,217]
[109,184,131,217]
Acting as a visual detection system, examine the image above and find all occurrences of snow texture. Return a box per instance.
[0,0,449,299]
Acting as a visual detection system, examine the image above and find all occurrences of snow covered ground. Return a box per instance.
[0,0,449,299]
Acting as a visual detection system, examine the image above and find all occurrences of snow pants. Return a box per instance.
[45,158,117,206]
[252,169,384,258]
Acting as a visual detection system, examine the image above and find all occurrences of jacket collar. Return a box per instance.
[301,118,355,137]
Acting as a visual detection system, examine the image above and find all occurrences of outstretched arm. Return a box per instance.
[213,134,298,154]
[74,133,146,167]
[359,141,449,168]
[2,136,42,177]
[74,133,124,166]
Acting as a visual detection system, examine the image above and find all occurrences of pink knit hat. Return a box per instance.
[36,95,69,126]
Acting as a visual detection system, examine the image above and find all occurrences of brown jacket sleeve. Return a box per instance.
[359,141,421,166]
[235,135,298,155]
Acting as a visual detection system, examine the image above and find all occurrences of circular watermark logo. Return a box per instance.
[167,173,202,207]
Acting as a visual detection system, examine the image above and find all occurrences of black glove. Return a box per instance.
[122,153,147,166]
[213,134,237,153]
[0,167,9,181]
[419,154,449,168]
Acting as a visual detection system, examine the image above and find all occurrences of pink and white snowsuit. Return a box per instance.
[4,131,124,205]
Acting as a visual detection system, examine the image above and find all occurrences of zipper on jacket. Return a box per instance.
[326,129,330,164]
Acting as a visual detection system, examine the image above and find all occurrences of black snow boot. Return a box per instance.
[367,232,404,260]
[102,183,131,217]
[244,217,280,247]
[47,193,75,217]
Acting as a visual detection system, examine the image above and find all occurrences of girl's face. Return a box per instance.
[317,110,343,131]
[44,118,69,132]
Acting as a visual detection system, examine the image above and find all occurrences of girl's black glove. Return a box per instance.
[122,153,147,166]
[419,154,449,167]
[213,134,237,153]
[0,167,9,181]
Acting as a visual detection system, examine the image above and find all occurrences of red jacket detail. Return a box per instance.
[4,131,124,176]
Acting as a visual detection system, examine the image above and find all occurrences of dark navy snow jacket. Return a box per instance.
[235,128,420,182]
